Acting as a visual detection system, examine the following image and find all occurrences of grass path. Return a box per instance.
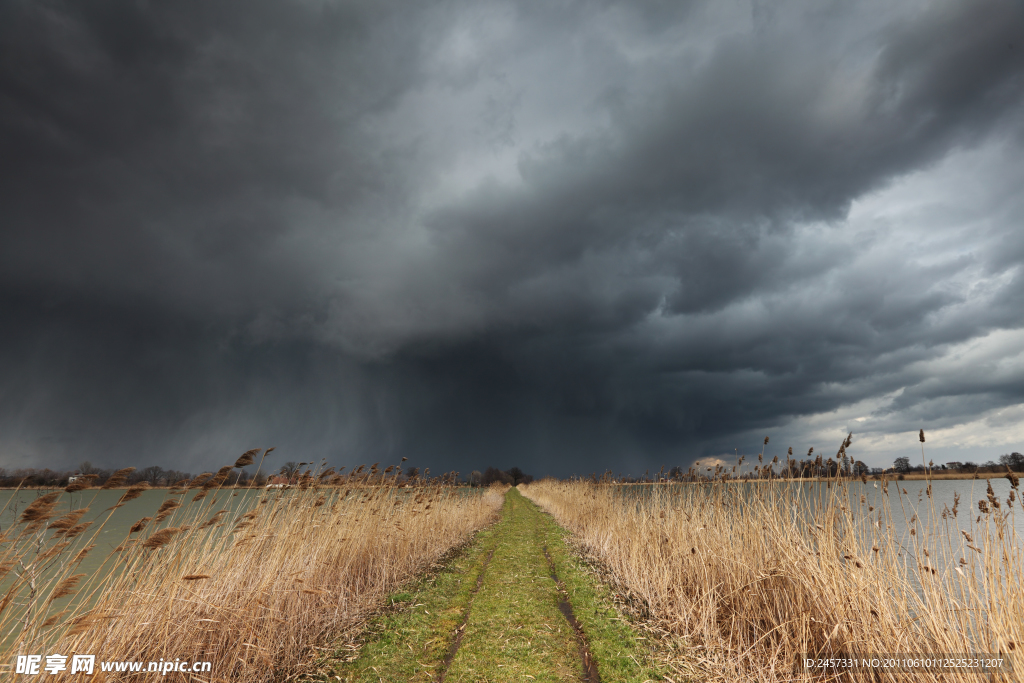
[316,488,667,683]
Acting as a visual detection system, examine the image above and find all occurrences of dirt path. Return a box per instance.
[317,488,666,683]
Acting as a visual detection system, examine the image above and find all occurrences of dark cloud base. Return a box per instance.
[2,0,1024,476]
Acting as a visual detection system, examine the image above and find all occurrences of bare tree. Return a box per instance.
[279,462,301,483]
[138,465,166,485]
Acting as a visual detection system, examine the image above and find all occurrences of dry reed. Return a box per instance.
[521,449,1022,682]
[1,457,504,682]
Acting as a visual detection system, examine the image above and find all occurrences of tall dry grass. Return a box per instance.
[1,456,505,681]
[521,454,1022,682]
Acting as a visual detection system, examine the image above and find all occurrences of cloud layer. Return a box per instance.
[2,0,1023,476]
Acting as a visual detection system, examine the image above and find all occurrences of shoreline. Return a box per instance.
[610,471,1011,484]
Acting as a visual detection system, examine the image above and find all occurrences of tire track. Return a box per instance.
[435,547,496,683]
[339,489,662,682]
[543,545,601,683]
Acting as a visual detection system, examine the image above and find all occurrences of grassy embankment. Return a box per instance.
[1,455,504,682]
[325,488,670,683]
[520,466,1023,683]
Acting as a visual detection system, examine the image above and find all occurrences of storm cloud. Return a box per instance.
[2,0,1023,476]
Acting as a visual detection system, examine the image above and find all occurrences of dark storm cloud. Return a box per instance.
[2,0,1024,476]
[2,0,425,313]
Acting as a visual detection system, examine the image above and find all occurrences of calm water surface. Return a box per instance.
[0,486,269,645]
[620,478,1023,551]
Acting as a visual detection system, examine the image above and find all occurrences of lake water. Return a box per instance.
[0,483,479,621]
[1,487,264,583]
[3,479,1017,649]
[618,477,1024,561]
[0,486,270,649]
[788,478,1021,548]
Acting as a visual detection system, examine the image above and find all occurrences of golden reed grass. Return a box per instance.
[1,456,505,681]
[521,448,1022,682]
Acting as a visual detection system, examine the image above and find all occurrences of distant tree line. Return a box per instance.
[895,452,1024,475]
[465,466,534,486]
[651,449,1024,483]
[0,460,265,488]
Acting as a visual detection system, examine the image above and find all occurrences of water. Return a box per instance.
[0,487,268,647]
[618,477,1023,541]
[758,478,1023,554]
[617,476,1024,583]
[1,488,264,583]
[0,483,476,619]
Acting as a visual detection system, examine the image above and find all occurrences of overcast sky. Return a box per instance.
[2,0,1023,478]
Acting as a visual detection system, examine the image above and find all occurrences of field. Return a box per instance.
[1,458,504,681]
[320,487,668,682]
[3,453,1021,682]
[519,472,1023,682]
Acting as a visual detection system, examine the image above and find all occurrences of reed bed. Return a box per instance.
[1,454,505,681]
[520,454,1022,682]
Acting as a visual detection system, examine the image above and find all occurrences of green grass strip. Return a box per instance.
[322,488,665,683]
[442,488,581,682]
[326,525,499,683]
[528,494,666,683]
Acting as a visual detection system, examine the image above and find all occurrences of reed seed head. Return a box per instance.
[42,611,68,628]
[20,492,62,524]
[65,614,96,638]
[50,573,86,601]
[65,474,99,492]
[119,483,150,504]
[72,545,95,563]
[203,466,234,490]
[157,499,181,515]
[49,508,88,532]
[142,527,181,549]
[189,472,214,488]
[234,448,260,468]
[65,522,92,538]
[102,467,137,488]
